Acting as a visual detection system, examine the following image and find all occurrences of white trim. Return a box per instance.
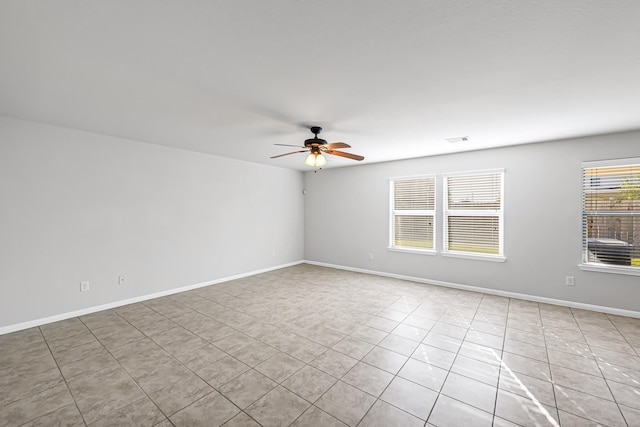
[582,157,640,168]
[579,263,640,277]
[442,252,507,262]
[0,261,304,336]
[389,175,437,252]
[305,260,640,319]
[443,169,505,257]
[387,246,437,255]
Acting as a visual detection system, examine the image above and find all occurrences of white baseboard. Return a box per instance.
[0,260,304,336]
[305,260,640,319]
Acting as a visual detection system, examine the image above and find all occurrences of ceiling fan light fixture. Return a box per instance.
[305,152,327,167]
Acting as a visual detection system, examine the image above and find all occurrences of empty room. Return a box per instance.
[1,1,640,426]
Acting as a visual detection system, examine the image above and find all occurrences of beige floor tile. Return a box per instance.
[501,352,551,381]
[607,380,640,410]
[380,376,438,420]
[495,389,559,427]
[554,385,626,426]
[458,341,503,366]
[441,372,497,413]
[342,362,393,397]
[558,410,603,426]
[310,349,358,377]
[359,400,424,427]
[68,366,146,424]
[401,314,436,331]
[349,326,388,345]
[198,356,250,388]
[550,364,613,401]
[391,323,428,342]
[170,391,239,427]
[503,338,548,362]
[397,357,447,392]
[256,352,305,383]
[547,348,600,376]
[464,329,504,350]
[378,333,420,356]
[411,343,456,370]
[620,404,640,426]
[431,321,468,339]
[219,369,277,409]
[422,331,462,353]
[366,316,400,333]
[498,370,556,407]
[290,406,347,427]
[331,336,374,359]
[246,386,310,427]
[89,397,165,427]
[19,402,85,427]
[221,412,262,427]
[4,265,640,426]
[0,355,63,406]
[428,394,493,427]
[148,373,213,417]
[176,344,228,371]
[316,381,376,426]
[0,384,75,427]
[282,365,337,402]
[361,346,408,374]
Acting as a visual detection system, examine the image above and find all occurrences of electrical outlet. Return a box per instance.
[368,253,374,261]
[80,281,90,292]
[118,275,127,286]
[565,276,575,287]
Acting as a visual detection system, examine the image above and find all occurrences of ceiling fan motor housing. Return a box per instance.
[304,137,327,147]
[305,126,326,146]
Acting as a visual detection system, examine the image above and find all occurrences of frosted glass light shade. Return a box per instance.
[305,152,327,167]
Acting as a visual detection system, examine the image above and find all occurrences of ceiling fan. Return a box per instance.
[270,126,364,167]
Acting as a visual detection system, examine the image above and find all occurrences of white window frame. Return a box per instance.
[442,169,505,262]
[388,174,437,255]
[579,157,640,276]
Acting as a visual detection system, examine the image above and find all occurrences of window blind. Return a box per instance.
[582,160,640,268]
[390,176,435,251]
[444,170,503,256]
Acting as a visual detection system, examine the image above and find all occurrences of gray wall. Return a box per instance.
[0,117,305,328]
[304,131,640,312]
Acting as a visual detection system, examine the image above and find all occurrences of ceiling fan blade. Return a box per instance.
[324,149,364,161]
[274,143,305,148]
[270,150,309,159]
[323,142,351,150]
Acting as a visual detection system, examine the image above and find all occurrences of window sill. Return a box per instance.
[442,252,507,263]
[387,246,437,255]
[579,263,640,277]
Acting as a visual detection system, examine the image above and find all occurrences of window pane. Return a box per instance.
[584,164,640,212]
[448,216,499,254]
[394,178,435,210]
[585,215,640,266]
[395,215,434,249]
[582,160,640,268]
[447,173,501,210]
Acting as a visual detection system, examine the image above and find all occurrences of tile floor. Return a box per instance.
[1,264,639,426]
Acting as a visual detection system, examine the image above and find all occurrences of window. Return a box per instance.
[581,158,640,274]
[389,176,435,252]
[443,170,504,260]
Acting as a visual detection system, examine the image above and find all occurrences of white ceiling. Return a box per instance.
[1,1,639,170]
